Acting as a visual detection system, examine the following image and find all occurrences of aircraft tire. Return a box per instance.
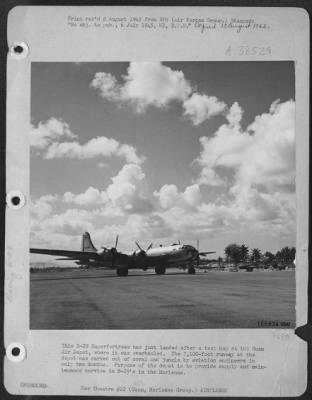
[116,266,128,276]
[188,267,196,274]
[155,265,166,275]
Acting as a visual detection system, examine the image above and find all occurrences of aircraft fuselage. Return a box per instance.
[146,244,197,266]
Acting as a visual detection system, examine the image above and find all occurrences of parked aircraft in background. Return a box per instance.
[30,232,215,276]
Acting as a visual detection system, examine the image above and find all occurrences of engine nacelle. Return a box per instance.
[130,250,147,266]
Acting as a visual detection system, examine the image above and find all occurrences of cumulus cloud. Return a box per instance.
[154,183,201,210]
[30,98,295,254]
[234,99,295,190]
[106,164,153,213]
[30,194,103,250]
[90,62,192,113]
[30,194,58,220]
[159,98,297,235]
[89,72,120,101]
[64,187,108,206]
[30,208,103,252]
[152,183,233,239]
[233,188,294,223]
[128,214,174,241]
[226,101,243,126]
[90,62,226,124]
[31,118,145,164]
[183,184,202,207]
[197,99,295,190]
[45,136,145,164]
[152,187,295,245]
[88,213,174,251]
[150,99,295,240]
[62,164,154,215]
[183,93,227,125]
[30,118,77,149]
[154,184,179,209]
[41,209,97,236]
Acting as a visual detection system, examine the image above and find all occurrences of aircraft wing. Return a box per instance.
[199,251,216,255]
[30,248,98,261]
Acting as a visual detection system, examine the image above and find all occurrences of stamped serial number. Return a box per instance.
[226,45,271,56]
[257,320,291,327]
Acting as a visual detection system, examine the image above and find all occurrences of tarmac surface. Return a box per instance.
[30,269,295,329]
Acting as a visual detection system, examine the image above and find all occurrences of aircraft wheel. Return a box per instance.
[188,267,196,274]
[117,266,128,276]
[155,265,166,275]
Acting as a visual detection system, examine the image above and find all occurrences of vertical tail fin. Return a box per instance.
[81,232,97,253]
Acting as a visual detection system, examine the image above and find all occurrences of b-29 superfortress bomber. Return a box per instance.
[30,232,215,276]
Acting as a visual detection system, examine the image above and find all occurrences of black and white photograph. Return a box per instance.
[5,5,309,397]
[29,61,296,330]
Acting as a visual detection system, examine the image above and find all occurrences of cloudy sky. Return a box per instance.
[30,61,295,259]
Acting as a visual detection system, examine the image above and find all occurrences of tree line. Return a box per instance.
[222,244,296,267]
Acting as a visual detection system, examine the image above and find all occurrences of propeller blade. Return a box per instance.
[114,235,119,250]
[109,235,119,268]
[146,243,153,251]
[135,241,143,251]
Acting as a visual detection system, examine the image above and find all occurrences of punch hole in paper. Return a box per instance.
[6,343,26,362]
[9,41,29,59]
[6,190,26,209]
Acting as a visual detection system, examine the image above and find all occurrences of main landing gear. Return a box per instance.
[155,265,166,275]
[188,266,196,274]
[116,266,128,276]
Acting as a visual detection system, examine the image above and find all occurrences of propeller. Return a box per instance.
[135,241,143,251]
[134,241,153,267]
[136,241,153,252]
[114,235,119,250]
[111,234,119,267]
[133,241,151,269]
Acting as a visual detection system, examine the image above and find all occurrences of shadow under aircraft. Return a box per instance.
[30,232,215,276]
